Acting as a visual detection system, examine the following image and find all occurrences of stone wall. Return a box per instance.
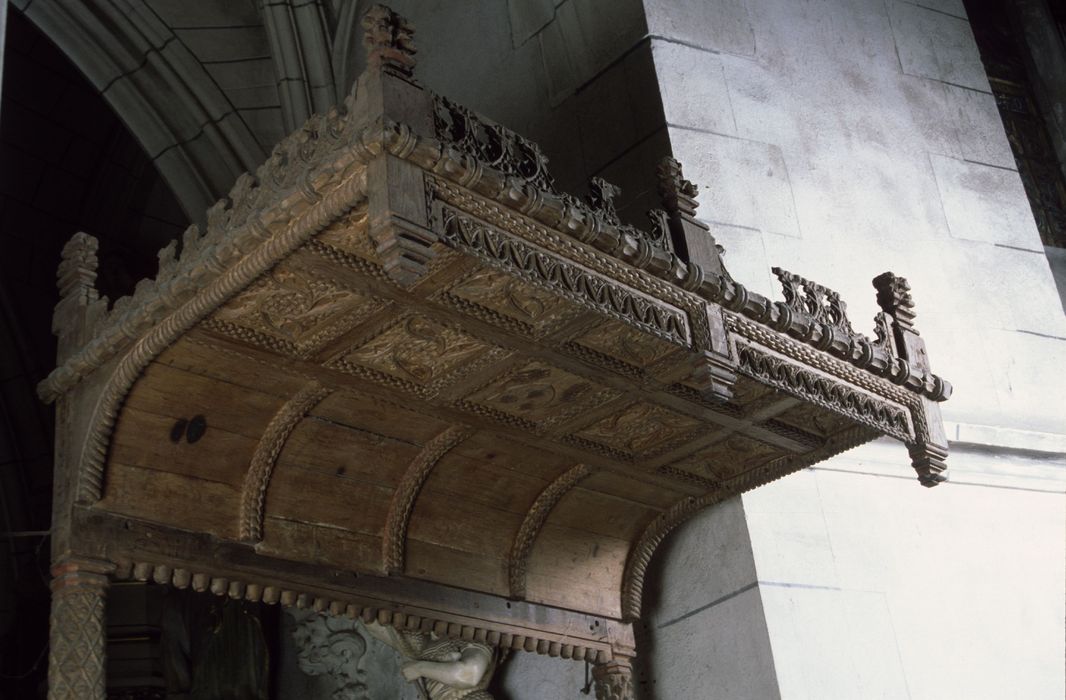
[639,0,1066,697]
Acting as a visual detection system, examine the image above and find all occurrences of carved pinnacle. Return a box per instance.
[57,232,99,303]
[654,157,729,273]
[362,4,417,76]
[657,157,700,219]
[872,272,916,331]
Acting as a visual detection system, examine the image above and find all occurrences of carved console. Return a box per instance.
[39,6,950,699]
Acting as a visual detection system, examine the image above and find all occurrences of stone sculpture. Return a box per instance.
[364,621,497,699]
[291,613,370,700]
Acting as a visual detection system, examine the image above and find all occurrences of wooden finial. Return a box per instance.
[872,272,916,332]
[57,231,99,303]
[657,156,700,219]
[654,157,729,276]
[363,4,416,77]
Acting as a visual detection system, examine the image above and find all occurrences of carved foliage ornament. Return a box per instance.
[434,96,556,193]
[772,267,853,334]
[292,613,370,700]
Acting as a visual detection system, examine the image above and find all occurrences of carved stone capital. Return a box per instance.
[592,659,635,700]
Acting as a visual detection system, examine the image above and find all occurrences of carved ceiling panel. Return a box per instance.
[460,360,620,431]
[573,401,704,461]
[440,266,581,336]
[206,255,387,359]
[328,315,507,397]
[567,318,680,373]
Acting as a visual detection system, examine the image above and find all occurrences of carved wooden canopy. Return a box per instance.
[41,5,950,671]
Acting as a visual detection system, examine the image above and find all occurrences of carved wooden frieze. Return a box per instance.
[39,5,952,693]
[438,207,691,346]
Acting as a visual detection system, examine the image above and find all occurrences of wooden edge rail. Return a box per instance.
[76,507,633,663]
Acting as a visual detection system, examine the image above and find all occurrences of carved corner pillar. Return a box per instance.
[53,232,106,364]
[48,557,112,700]
[366,154,439,287]
[873,272,952,486]
[655,157,726,277]
[357,5,439,287]
[592,659,635,700]
[652,158,738,401]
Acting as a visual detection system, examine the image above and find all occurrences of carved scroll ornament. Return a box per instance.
[292,613,370,700]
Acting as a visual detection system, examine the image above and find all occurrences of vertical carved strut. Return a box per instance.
[873,272,950,486]
[48,557,112,700]
[239,381,332,541]
[508,464,593,599]
[383,425,473,573]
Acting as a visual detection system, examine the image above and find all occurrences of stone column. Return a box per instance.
[593,658,635,700]
[47,557,111,700]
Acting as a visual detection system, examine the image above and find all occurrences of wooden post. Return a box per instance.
[873,272,951,486]
[656,157,737,402]
[47,557,111,700]
[592,658,635,700]
[359,5,439,287]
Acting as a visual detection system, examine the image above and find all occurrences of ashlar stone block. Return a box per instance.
[669,126,801,238]
[907,0,967,19]
[888,1,988,91]
[644,0,755,57]
[652,40,736,137]
[930,154,1042,249]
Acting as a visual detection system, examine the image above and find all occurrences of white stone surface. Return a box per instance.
[888,1,989,90]
[646,0,1066,698]
[652,40,736,136]
[945,83,1017,168]
[644,0,755,57]
[907,0,968,19]
[643,585,781,700]
[497,651,589,699]
[669,126,801,238]
[758,586,911,700]
[741,441,1066,699]
[930,154,1043,248]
